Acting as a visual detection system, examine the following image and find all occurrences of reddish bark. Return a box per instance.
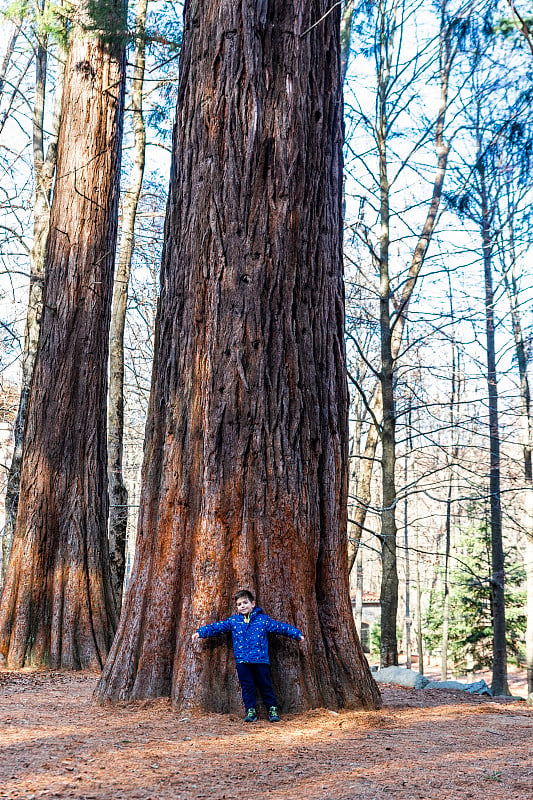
[0,7,125,669]
[96,0,380,712]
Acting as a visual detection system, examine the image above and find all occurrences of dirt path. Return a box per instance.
[0,671,531,800]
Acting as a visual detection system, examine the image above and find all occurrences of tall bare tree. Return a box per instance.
[440,279,461,680]
[345,0,463,665]
[443,38,533,692]
[497,160,533,702]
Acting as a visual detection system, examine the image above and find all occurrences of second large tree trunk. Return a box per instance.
[96,0,380,712]
[2,29,65,583]
[0,3,125,669]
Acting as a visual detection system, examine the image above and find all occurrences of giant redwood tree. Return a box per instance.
[96,0,380,712]
[0,1,126,669]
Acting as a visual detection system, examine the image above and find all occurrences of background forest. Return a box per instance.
[0,0,531,703]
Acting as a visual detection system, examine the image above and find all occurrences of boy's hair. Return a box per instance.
[234,589,255,603]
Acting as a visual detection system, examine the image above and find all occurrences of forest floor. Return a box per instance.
[0,670,531,800]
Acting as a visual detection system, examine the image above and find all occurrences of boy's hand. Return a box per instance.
[299,635,305,644]
[192,632,200,642]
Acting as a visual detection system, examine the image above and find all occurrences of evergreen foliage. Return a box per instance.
[424,519,526,674]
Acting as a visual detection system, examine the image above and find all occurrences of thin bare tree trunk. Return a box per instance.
[0,1,126,669]
[2,26,65,582]
[415,530,424,675]
[501,217,533,702]
[480,166,509,697]
[348,396,380,570]
[354,549,364,638]
[403,427,411,670]
[527,530,533,704]
[96,0,381,712]
[375,0,399,668]
[441,285,458,681]
[440,482,451,680]
[108,0,148,607]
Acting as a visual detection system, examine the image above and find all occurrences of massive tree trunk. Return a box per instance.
[0,1,126,669]
[96,0,381,712]
[108,0,148,607]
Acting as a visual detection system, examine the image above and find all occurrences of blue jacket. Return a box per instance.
[196,606,302,664]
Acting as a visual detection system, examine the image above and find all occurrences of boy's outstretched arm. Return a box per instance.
[191,618,232,641]
[265,616,304,642]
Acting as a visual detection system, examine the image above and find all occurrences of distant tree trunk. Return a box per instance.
[527,527,533,704]
[0,1,126,669]
[441,289,458,681]
[376,0,398,668]
[348,392,380,571]
[440,482,451,680]
[415,536,424,675]
[108,0,148,607]
[354,548,364,638]
[2,25,65,583]
[403,434,411,670]
[96,0,381,712]
[480,165,509,696]
[502,219,533,702]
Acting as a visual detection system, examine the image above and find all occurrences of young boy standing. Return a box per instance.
[192,589,305,722]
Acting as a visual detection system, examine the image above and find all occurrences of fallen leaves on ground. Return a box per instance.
[0,670,531,800]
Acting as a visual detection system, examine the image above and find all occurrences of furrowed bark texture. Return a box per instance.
[96,0,381,712]
[0,12,125,669]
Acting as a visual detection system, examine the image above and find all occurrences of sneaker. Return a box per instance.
[244,707,258,722]
[268,705,281,723]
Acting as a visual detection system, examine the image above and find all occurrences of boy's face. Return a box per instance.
[236,596,255,616]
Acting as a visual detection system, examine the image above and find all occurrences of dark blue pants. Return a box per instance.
[236,662,277,709]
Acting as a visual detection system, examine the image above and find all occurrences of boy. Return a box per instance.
[192,589,304,722]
